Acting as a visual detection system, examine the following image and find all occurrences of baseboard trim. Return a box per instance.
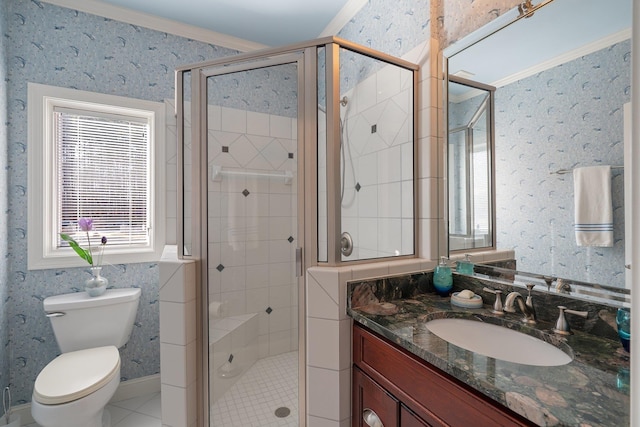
[111,374,161,402]
[14,374,161,426]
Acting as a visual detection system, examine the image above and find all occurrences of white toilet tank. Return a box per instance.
[44,288,141,353]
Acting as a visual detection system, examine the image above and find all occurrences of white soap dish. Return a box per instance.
[451,291,483,309]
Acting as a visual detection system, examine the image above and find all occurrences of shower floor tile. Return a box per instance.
[211,350,299,427]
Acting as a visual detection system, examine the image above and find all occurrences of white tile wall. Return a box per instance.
[318,58,418,262]
[208,108,298,365]
[158,245,197,427]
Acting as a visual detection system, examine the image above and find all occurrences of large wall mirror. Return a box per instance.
[445,0,631,289]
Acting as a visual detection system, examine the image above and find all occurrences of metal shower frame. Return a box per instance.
[175,36,418,426]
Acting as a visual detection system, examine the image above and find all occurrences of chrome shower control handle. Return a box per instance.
[341,232,353,257]
[363,408,383,427]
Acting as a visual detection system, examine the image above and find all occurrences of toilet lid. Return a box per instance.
[34,346,120,405]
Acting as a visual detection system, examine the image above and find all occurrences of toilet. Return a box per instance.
[31,288,141,427]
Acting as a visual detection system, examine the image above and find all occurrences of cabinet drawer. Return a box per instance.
[353,323,533,427]
[353,366,399,427]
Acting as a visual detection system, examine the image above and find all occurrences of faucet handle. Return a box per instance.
[483,287,504,315]
[553,305,588,335]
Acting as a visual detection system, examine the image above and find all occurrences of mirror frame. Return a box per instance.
[446,75,496,253]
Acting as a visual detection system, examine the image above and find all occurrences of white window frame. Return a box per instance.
[27,83,166,270]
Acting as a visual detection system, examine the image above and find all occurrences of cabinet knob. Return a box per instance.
[363,408,384,427]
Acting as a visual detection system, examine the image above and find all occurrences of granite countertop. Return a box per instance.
[348,287,630,427]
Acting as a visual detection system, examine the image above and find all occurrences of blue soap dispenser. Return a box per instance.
[456,254,474,275]
[433,256,453,296]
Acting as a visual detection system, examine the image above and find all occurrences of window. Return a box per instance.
[28,83,165,269]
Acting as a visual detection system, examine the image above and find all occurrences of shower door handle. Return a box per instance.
[295,247,303,277]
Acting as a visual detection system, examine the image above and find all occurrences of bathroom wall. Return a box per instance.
[495,40,631,287]
[0,1,9,391]
[4,0,238,404]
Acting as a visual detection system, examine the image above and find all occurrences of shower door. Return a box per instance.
[201,55,304,426]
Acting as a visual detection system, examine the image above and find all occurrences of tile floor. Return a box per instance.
[211,350,299,427]
[25,352,297,427]
[26,391,162,427]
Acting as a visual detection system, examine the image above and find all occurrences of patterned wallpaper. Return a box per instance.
[0,1,9,393]
[495,40,631,287]
[337,0,430,58]
[433,0,521,48]
[207,67,298,118]
[4,0,239,403]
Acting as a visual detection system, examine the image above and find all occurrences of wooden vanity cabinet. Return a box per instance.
[353,323,534,427]
[353,367,429,427]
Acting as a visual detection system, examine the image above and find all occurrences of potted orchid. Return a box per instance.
[60,218,109,297]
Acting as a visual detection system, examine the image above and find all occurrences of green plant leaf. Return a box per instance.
[60,233,93,265]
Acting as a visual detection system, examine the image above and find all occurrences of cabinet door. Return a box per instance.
[354,366,399,427]
[400,405,431,427]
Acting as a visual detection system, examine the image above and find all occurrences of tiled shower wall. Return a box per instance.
[341,64,415,260]
[206,106,299,359]
[318,62,415,261]
[166,100,298,359]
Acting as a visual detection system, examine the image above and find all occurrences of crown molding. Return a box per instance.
[319,0,367,37]
[41,0,267,52]
[451,29,631,103]
[493,28,631,89]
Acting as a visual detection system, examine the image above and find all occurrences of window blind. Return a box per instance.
[55,110,151,248]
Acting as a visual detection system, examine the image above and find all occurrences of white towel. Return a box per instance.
[573,166,613,247]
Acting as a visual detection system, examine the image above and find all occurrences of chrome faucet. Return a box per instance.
[504,291,536,324]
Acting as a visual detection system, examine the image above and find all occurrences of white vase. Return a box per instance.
[85,266,108,297]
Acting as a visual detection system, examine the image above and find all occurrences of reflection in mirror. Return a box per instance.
[472,263,630,308]
[448,78,494,251]
[445,0,631,289]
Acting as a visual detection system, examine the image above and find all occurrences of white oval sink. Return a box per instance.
[425,318,572,366]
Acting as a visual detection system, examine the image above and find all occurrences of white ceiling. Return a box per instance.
[88,0,355,47]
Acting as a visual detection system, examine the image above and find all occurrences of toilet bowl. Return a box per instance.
[31,346,120,427]
[31,289,141,427]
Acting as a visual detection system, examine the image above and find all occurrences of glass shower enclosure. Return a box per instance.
[176,38,417,426]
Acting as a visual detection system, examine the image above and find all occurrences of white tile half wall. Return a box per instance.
[305,258,435,427]
[159,245,198,427]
